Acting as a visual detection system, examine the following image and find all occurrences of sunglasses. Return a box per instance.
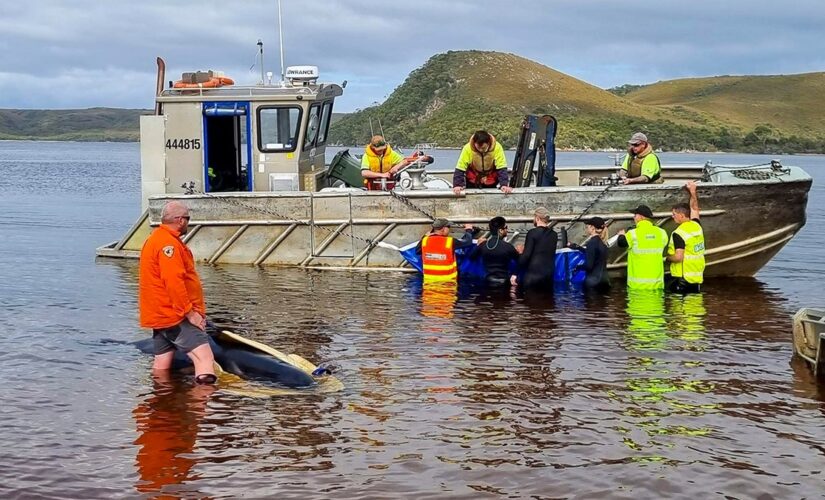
[176,215,191,221]
[371,141,387,148]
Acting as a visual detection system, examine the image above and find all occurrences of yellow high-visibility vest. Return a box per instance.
[625,220,668,290]
[668,220,705,284]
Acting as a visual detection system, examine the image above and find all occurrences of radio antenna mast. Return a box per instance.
[257,39,265,85]
[277,0,286,86]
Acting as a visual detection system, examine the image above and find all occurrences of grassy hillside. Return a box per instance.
[330,50,703,149]
[331,51,825,153]
[0,108,146,141]
[4,55,825,153]
[615,73,825,151]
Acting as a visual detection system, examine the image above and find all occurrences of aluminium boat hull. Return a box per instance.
[97,164,811,278]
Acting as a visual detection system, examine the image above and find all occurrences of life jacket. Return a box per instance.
[421,235,457,282]
[622,149,662,183]
[466,136,500,188]
[625,219,669,290]
[668,220,705,284]
[363,144,398,174]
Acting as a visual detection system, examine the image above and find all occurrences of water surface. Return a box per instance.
[0,141,823,498]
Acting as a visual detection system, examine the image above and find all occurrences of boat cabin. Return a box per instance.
[140,64,343,210]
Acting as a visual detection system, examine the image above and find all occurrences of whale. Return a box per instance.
[134,329,318,388]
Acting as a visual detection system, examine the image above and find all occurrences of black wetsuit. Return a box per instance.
[471,236,519,287]
[580,235,610,291]
[518,227,558,289]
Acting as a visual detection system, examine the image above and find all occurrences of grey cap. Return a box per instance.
[431,218,450,229]
[628,132,648,145]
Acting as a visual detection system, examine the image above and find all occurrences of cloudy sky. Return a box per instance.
[1,0,823,112]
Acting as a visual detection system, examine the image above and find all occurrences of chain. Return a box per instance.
[387,188,438,221]
[182,183,378,247]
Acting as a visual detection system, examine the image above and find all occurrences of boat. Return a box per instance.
[792,308,825,377]
[96,57,813,278]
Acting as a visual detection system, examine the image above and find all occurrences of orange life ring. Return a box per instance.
[173,76,234,89]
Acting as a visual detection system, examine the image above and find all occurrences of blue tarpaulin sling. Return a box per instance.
[399,241,585,284]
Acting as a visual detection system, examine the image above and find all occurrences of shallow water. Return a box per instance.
[0,141,823,498]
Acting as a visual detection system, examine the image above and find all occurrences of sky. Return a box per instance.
[1,0,823,112]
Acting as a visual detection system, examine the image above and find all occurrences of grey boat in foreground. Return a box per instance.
[96,58,813,278]
[793,308,825,377]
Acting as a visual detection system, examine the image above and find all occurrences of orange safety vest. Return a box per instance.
[139,225,206,329]
[466,135,500,188]
[421,235,458,281]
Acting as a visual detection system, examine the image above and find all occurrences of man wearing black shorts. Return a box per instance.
[139,201,217,384]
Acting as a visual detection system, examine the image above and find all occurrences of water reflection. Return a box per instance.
[133,372,215,497]
[420,280,458,319]
[624,290,668,351]
[668,293,707,346]
[610,290,718,459]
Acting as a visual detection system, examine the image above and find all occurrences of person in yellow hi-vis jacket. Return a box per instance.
[617,205,669,290]
[452,130,513,194]
[666,181,705,293]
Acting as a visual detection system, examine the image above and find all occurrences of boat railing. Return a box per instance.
[159,84,327,99]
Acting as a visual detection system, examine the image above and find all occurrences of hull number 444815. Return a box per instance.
[166,138,201,150]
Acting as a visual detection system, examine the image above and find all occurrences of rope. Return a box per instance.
[704,162,772,171]
[703,161,790,183]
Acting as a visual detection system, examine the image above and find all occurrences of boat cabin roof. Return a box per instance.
[157,83,344,103]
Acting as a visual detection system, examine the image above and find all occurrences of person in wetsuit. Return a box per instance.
[570,216,611,292]
[515,206,558,289]
[471,216,519,287]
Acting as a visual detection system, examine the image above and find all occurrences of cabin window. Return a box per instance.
[317,101,334,146]
[257,106,302,152]
[303,104,321,151]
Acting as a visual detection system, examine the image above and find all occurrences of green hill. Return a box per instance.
[616,73,825,150]
[3,54,825,153]
[0,108,147,141]
[331,51,825,153]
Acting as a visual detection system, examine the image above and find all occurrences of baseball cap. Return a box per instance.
[582,216,605,229]
[629,205,654,218]
[628,132,648,145]
[431,218,450,229]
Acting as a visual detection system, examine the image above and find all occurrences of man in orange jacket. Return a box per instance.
[139,201,216,384]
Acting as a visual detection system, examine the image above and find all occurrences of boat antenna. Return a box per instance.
[277,0,286,86]
[378,118,386,140]
[257,39,265,85]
